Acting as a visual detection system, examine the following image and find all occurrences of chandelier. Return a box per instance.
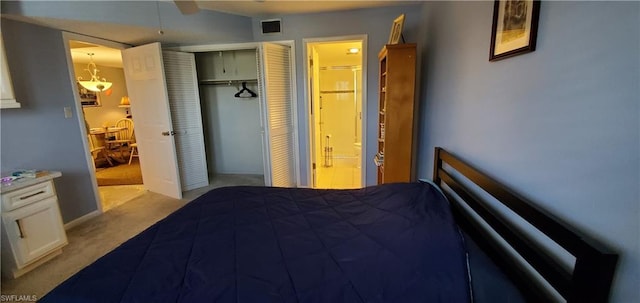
[77,53,112,92]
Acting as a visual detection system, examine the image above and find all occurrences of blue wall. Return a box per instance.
[1,19,98,222]
[251,6,422,186]
[417,2,639,302]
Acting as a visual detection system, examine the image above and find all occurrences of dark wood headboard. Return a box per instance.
[432,147,618,303]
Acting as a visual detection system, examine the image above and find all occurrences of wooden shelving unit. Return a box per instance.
[375,43,416,184]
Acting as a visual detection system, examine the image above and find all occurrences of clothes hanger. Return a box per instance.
[234,82,258,98]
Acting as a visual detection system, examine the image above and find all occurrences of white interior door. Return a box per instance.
[162,50,209,191]
[258,43,296,187]
[121,42,182,199]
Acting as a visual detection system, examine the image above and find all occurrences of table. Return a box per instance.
[89,127,129,163]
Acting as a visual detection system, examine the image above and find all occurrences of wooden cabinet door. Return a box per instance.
[2,197,67,267]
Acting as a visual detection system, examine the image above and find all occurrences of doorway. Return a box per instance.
[195,49,264,183]
[67,39,145,212]
[306,38,365,189]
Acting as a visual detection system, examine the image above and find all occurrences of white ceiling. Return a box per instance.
[69,41,124,68]
[312,41,362,67]
[194,0,420,17]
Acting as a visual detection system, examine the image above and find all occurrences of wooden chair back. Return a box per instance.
[115,118,134,141]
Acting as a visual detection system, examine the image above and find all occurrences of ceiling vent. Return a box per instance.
[261,19,282,34]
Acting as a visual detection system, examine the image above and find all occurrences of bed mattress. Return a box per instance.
[42,183,471,302]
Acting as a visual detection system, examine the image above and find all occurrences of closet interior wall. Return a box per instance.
[195,49,264,177]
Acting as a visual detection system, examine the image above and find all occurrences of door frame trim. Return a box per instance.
[302,35,368,188]
[61,32,130,214]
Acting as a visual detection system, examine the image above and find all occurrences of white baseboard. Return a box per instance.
[64,210,101,230]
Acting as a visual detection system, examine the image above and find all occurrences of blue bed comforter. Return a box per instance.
[41,182,471,302]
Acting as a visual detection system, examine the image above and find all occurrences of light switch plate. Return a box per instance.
[64,107,73,118]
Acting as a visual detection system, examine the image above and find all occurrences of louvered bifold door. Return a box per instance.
[162,50,209,191]
[258,43,296,187]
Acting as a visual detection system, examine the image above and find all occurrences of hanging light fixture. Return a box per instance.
[77,53,112,92]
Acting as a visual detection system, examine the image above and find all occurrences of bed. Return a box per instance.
[41,148,618,303]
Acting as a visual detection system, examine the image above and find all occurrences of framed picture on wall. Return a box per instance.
[489,0,541,61]
[388,14,405,45]
[78,82,101,107]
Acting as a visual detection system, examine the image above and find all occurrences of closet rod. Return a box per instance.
[199,79,258,86]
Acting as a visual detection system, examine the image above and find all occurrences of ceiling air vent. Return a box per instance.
[261,19,281,34]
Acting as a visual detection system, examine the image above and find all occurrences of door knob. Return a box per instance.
[161,131,176,136]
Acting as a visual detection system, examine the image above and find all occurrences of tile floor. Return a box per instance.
[99,184,146,212]
[315,157,362,189]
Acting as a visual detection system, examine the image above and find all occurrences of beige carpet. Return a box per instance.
[0,174,264,301]
[95,158,143,186]
[0,192,186,302]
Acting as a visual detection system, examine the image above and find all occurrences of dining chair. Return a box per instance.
[106,118,135,161]
[128,143,138,165]
[88,134,113,167]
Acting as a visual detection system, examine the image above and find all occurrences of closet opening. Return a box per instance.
[195,49,265,185]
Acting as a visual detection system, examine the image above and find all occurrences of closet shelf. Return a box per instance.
[199,79,258,85]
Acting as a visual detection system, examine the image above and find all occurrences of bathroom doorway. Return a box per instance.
[306,38,365,189]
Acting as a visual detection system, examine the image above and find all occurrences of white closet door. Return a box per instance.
[121,43,182,199]
[162,51,209,191]
[258,43,296,187]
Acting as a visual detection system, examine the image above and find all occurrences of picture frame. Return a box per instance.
[78,82,101,107]
[489,0,540,61]
[388,14,405,45]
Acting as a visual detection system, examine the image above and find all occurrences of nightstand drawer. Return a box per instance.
[1,180,55,211]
